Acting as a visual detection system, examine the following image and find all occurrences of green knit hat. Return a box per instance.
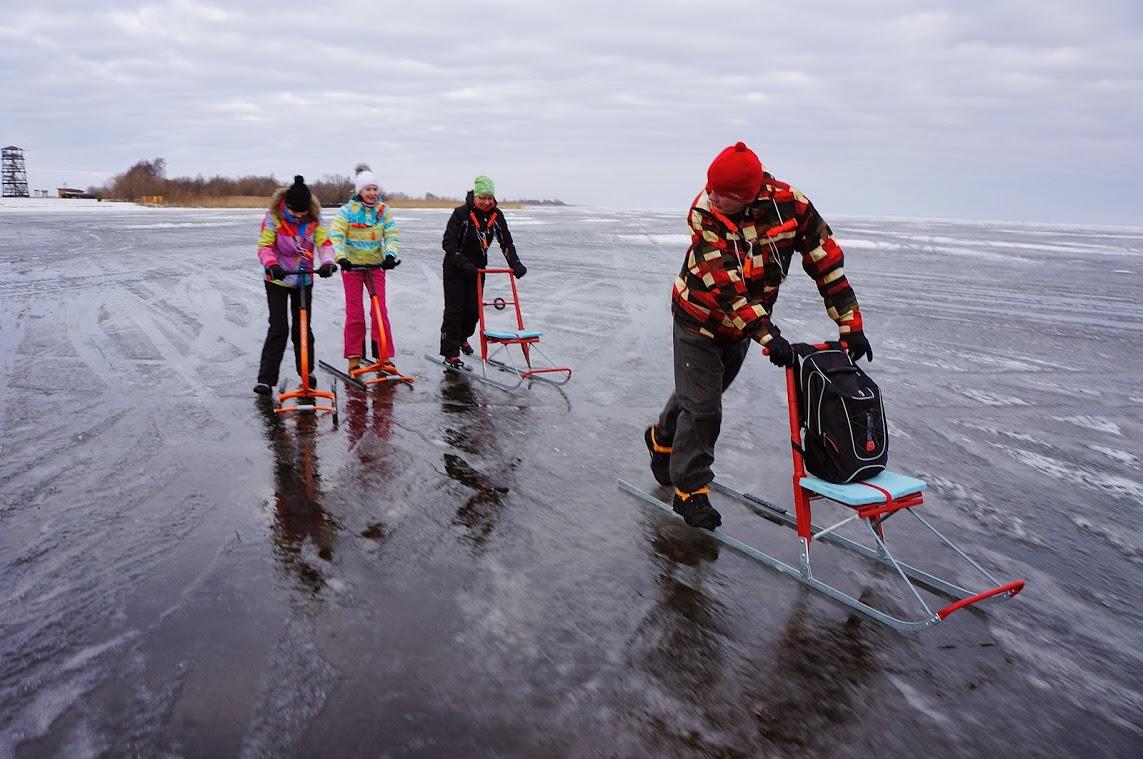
[473,175,495,197]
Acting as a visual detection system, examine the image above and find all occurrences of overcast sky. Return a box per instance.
[2,0,1141,223]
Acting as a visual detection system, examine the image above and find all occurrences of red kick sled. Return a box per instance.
[428,267,571,390]
[620,341,1025,632]
[275,268,338,425]
[320,261,414,389]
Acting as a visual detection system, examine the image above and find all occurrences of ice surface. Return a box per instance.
[0,202,1140,757]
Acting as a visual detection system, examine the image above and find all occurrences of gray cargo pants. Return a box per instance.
[656,321,751,492]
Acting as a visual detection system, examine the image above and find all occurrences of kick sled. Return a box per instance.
[275,268,338,426]
[320,261,414,390]
[620,343,1024,632]
[426,267,571,390]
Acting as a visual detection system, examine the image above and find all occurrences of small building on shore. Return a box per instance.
[58,187,96,199]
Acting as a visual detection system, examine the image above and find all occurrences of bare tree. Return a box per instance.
[310,174,354,206]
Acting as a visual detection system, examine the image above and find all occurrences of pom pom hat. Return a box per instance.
[285,175,312,212]
[354,163,379,194]
[706,142,763,202]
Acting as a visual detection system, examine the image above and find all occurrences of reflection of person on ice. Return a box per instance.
[438,175,527,369]
[646,142,872,530]
[331,163,401,374]
[253,176,337,396]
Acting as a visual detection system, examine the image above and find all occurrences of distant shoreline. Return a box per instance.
[128,196,529,210]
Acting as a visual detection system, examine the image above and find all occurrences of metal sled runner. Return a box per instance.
[620,345,1024,632]
[428,267,571,390]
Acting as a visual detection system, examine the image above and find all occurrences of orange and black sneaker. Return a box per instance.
[460,339,475,356]
[672,488,721,530]
[644,425,673,487]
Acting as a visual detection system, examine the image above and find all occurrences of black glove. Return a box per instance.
[381,256,401,270]
[844,333,873,362]
[317,262,336,278]
[766,334,794,367]
[266,264,287,280]
[337,258,353,271]
[511,261,527,279]
[462,261,478,277]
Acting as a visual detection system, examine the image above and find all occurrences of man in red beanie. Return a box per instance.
[645,141,871,530]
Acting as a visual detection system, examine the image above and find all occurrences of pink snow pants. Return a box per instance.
[341,268,395,360]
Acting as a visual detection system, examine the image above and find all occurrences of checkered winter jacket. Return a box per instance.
[671,174,863,346]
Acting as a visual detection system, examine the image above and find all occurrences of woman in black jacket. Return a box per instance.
[439,175,526,367]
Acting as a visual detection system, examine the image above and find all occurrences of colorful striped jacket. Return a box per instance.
[256,188,335,289]
[671,174,863,346]
[329,197,399,266]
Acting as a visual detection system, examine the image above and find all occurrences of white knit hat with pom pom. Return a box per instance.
[354,163,379,194]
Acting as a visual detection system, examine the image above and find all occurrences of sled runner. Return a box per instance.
[275,268,338,425]
[320,262,414,389]
[619,342,1024,632]
[427,267,571,390]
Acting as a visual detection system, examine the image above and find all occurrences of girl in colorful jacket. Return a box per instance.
[330,164,400,372]
[254,176,337,396]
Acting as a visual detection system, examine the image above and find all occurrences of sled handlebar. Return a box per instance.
[479,267,513,274]
[936,580,1025,620]
[761,340,840,356]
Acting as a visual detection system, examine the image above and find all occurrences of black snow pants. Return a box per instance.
[439,267,482,358]
[656,321,751,493]
[258,281,315,386]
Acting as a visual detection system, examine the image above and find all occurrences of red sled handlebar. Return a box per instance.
[761,340,837,356]
[936,580,1026,620]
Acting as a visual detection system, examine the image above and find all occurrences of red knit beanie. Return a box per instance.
[706,141,763,202]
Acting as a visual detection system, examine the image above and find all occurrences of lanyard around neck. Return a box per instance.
[469,210,496,250]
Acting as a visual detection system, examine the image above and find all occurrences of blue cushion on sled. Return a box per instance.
[799,470,927,506]
[483,329,543,340]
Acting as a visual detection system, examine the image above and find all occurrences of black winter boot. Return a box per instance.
[672,488,721,530]
[644,425,673,487]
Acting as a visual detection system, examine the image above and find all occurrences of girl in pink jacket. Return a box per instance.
[254,176,337,395]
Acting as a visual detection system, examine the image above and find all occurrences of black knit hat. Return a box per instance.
[284,175,311,212]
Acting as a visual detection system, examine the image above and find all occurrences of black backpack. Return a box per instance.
[792,343,888,484]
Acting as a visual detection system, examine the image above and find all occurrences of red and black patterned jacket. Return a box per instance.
[671,174,863,347]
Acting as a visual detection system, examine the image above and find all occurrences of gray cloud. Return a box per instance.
[2,0,1140,222]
